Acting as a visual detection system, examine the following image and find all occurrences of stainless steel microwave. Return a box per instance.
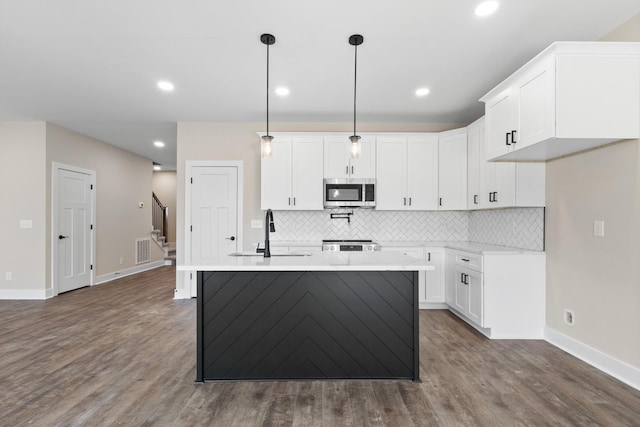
[323,178,376,208]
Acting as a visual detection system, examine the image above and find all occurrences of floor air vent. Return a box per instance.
[136,238,151,264]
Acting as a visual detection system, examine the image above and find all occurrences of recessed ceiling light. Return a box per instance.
[157,80,174,91]
[415,87,431,97]
[275,87,290,96]
[154,141,165,147]
[153,165,162,171]
[475,1,499,16]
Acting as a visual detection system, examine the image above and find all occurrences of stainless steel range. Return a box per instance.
[322,239,380,252]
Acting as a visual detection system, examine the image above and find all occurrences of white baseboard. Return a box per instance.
[0,288,50,300]
[419,302,447,309]
[545,326,640,391]
[173,288,192,299]
[95,260,165,285]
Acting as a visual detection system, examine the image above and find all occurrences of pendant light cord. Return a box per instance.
[266,41,270,136]
[353,43,358,136]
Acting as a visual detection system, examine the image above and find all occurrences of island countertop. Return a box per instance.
[178,251,435,272]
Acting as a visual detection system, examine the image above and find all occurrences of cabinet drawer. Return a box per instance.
[453,251,482,272]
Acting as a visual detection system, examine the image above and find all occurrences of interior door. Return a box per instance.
[190,166,238,266]
[56,167,93,294]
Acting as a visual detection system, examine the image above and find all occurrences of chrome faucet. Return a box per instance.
[256,209,275,257]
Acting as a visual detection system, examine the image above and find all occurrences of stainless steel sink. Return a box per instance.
[228,252,311,257]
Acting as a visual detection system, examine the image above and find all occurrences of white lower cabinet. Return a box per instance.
[445,248,545,339]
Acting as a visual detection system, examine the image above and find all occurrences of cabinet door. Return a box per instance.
[453,266,468,314]
[382,247,426,303]
[444,251,455,306]
[493,162,516,208]
[376,138,407,210]
[467,121,482,209]
[515,56,555,149]
[291,138,324,210]
[466,269,483,326]
[323,138,349,179]
[425,248,444,303]
[407,136,438,210]
[438,132,467,210]
[261,137,292,210]
[485,90,514,160]
[350,137,376,178]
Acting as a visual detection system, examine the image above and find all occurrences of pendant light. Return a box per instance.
[349,34,364,158]
[261,33,276,157]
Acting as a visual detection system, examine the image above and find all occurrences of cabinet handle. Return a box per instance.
[494,192,498,202]
[288,197,291,206]
[427,252,431,262]
[461,258,469,262]
[346,166,349,175]
[351,166,354,175]
[489,192,493,202]
[511,130,517,144]
[474,194,478,204]
[505,132,511,146]
[439,197,443,206]
[465,274,469,285]
[293,197,296,206]
[409,197,412,206]
[403,197,406,206]
[460,273,465,283]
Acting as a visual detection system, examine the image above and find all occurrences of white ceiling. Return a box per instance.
[1,1,639,169]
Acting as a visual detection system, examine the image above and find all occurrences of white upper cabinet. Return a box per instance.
[438,130,467,210]
[261,135,324,210]
[376,135,439,210]
[324,137,375,179]
[468,117,545,209]
[481,42,640,161]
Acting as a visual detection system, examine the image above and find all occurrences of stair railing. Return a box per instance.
[152,192,168,242]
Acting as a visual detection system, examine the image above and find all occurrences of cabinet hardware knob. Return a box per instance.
[351,166,354,175]
[409,197,412,206]
[474,194,478,204]
[511,130,517,144]
[505,132,511,146]
[225,236,235,241]
[439,197,442,206]
[462,258,469,262]
[288,197,291,205]
[346,166,349,175]
[58,235,69,240]
[403,197,407,206]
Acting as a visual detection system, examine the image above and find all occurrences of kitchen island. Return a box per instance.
[179,252,432,383]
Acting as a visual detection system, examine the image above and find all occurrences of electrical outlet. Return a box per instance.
[593,220,605,237]
[5,272,12,281]
[251,220,263,229]
[119,257,124,265]
[564,309,575,326]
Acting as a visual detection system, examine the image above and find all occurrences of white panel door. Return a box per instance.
[485,90,514,160]
[424,249,445,303]
[56,168,93,293]
[323,138,349,179]
[191,166,238,265]
[438,132,467,210]
[350,137,376,179]
[407,136,438,210]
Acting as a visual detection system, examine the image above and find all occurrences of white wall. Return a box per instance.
[545,15,640,371]
[46,123,164,281]
[0,122,47,296]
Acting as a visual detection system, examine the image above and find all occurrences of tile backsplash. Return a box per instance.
[270,207,544,250]
[469,207,545,251]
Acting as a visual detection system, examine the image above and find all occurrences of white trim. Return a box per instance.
[173,287,192,299]
[545,326,640,391]
[419,302,448,309]
[94,260,165,285]
[184,161,244,297]
[0,288,51,300]
[51,162,96,297]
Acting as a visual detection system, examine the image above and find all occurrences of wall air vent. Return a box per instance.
[136,238,151,264]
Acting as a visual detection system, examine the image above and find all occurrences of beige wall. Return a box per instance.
[176,121,460,292]
[152,171,177,243]
[545,15,640,368]
[46,123,164,280]
[0,122,47,293]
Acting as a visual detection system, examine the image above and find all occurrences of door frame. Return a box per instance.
[185,161,244,296]
[51,162,96,297]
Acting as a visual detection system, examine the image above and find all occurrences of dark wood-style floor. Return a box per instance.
[2,266,639,426]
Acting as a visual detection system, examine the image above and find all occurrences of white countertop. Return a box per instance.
[178,251,435,272]
[271,240,542,254]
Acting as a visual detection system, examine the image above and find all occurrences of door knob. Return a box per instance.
[58,235,69,240]
[225,236,235,241]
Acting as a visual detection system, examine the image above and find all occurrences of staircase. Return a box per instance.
[152,192,175,265]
